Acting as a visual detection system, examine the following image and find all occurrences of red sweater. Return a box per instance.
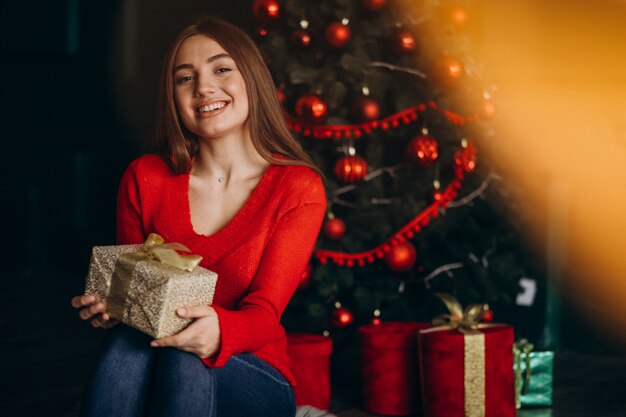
[116,154,326,385]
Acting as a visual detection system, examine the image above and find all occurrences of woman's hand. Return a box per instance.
[70,294,118,329]
[150,305,221,358]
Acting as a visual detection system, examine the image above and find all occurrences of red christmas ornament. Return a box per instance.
[323,217,346,240]
[331,305,354,328]
[275,88,286,104]
[297,263,313,290]
[325,22,351,48]
[432,190,443,201]
[384,242,417,273]
[295,94,328,124]
[334,155,368,183]
[292,29,313,49]
[406,134,439,166]
[390,29,416,54]
[454,140,477,173]
[361,0,387,11]
[253,0,281,22]
[481,309,494,323]
[436,57,464,86]
[351,96,381,123]
[483,100,496,118]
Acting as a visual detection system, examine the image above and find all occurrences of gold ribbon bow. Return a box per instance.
[513,339,535,408]
[134,233,202,272]
[426,293,493,417]
[432,292,491,334]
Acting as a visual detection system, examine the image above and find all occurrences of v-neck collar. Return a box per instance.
[171,163,279,264]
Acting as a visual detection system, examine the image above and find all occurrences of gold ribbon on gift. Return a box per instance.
[139,233,203,272]
[107,233,203,334]
[423,293,494,417]
[513,339,535,409]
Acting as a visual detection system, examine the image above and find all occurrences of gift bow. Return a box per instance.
[432,293,491,334]
[514,339,535,396]
[136,233,202,272]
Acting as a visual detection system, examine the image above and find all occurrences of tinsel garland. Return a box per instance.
[314,166,465,267]
[286,101,481,140]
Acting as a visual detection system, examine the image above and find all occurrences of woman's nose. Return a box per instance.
[195,76,216,97]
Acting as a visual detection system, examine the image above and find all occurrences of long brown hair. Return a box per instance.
[153,16,320,176]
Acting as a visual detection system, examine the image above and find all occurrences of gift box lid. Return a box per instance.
[419,324,514,352]
[360,321,431,349]
[287,333,333,357]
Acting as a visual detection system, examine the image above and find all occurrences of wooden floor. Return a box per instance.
[2,270,626,417]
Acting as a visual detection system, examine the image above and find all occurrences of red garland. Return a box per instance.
[285,102,481,139]
[314,166,465,267]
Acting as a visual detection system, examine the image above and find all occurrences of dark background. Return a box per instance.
[1,1,624,416]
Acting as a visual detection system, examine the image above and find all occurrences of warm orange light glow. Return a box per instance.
[465,0,626,338]
[452,7,468,25]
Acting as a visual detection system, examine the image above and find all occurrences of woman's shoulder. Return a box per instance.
[122,154,176,181]
[272,164,326,204]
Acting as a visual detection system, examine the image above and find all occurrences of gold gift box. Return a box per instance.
[84,235,217,338]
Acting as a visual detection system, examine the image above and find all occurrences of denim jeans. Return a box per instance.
[80,324,295,417]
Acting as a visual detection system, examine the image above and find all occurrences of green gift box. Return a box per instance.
[513,340,554,408]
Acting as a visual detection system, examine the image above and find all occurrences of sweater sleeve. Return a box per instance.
[202,174,326,367]
[116,160,147,245]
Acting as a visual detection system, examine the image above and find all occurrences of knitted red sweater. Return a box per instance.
[116,155,326,386]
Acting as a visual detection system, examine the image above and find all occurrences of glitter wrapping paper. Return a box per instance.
[85,244,217,338]
[418,325,516,417]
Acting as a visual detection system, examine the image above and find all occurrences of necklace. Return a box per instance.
[218,177,225,183]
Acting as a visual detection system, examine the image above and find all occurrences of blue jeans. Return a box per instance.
[80,324,295,417]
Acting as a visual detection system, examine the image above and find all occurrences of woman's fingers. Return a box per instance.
[71,294,95,308]
[176,304,213,318]
[78,301,106,320]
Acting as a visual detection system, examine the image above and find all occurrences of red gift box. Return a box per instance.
[360,321,431,415]
[286,333,333,410]
[418,325,515,417]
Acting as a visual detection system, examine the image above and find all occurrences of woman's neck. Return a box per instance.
[191,132,269,184]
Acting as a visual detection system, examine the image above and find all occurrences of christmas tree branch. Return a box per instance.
[446,172,502,208]
[334,164,405,196]
[368,61,427,79]
[423,262,465,289]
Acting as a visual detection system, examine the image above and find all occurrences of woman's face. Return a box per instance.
[173,35,249,140]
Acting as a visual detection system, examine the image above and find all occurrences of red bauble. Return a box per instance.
[323,217,346,240]
[406,134,439,166]
[454,140,477,173]
[384,242,417,273]
[436,57,464,86]
[295,94,328,124]
[483,100,496,118]
[331,307,354,328]
[351,96,381,123]
[297,263,313,290]
[432,190,443,201]
[253,0,281,21]
[292,29,313,49]
[325,22,351,48]
[481,309,494,323]
[334,155,368,183]
[276,88,286,104]
[390,29,416,54]
[361,0,387,11]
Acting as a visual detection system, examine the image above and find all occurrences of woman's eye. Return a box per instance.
[176,75,195,85]
[215,67,232,74]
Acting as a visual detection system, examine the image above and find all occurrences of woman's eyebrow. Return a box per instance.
[174,53,233,72]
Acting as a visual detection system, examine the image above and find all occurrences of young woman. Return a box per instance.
[71,16,326,417]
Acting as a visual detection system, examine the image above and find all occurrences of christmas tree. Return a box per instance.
[251,0,541,337]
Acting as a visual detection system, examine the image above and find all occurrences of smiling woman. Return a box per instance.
[71,16,326,417]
